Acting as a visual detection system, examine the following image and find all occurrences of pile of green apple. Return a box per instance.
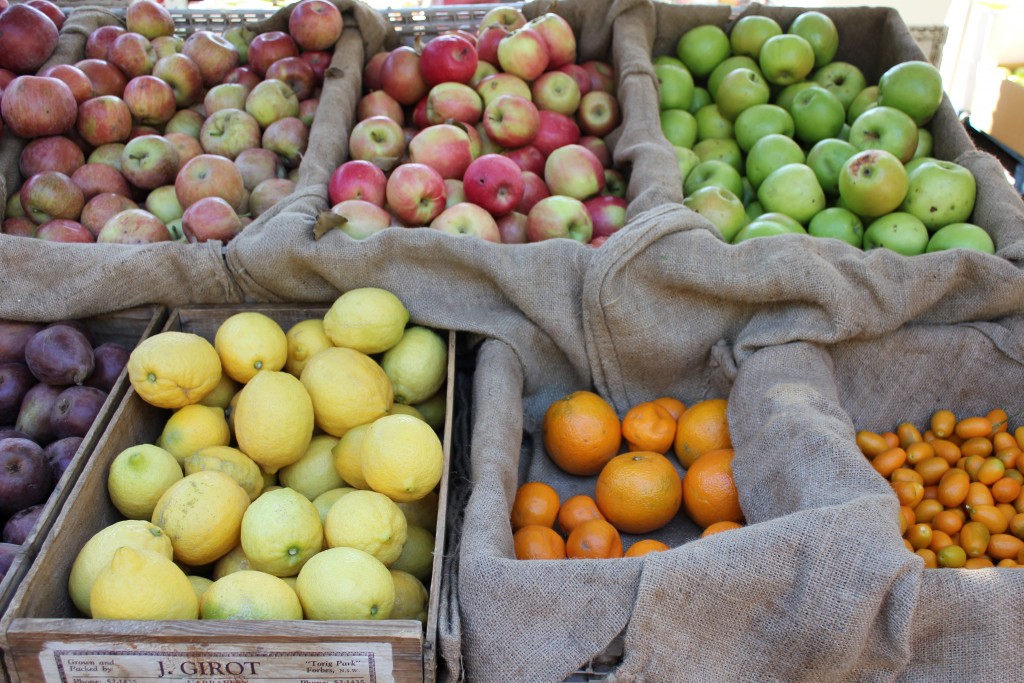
[658,11,994,256]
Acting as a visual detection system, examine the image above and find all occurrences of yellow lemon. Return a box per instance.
[361,414,444,503]
[389,403,426,421]
[69,520,173,617]
[240,487,323,577]
[282,576,298,592]
[285,318,333,378]
[107,444,183,520]
[412,390,446,431]
[389,569,429,623]
[184,445,264,501]
[312,487,356,525]
[90,547,198,620]
[157,404,231,465]
[260,466,278,488]
[198,374,240,410]
[322,287,409,354]
[200,570,303,620]
[323,489,407,566]
[214,312,288,384]
[332,423,370,490]
[295,546,394,620]
[389,524,434,583]
[127,331,222,409]
[234,370,314,474]
[212,544,253,580]
[381,327,448,405]
[300,347,393,437]
[188,575,214,601]
[398,489,440,534]
[278,434,343,501]
[151,470,251,567]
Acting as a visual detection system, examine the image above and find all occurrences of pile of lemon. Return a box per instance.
[69,288,447,623]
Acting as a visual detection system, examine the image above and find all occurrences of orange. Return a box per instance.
[621,402,677,454]
[565,519,623,559]
[673,398,731,468]
[624,539,670,557]
[594,451,682,534]
[513,525,566,560]
[542,390,622,476]
[682,448,744,529]
[510,481,560,531]
[701,520,743,537]
[556,494,605,535]
[652,397,686,421]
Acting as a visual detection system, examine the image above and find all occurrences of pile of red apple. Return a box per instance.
[658,11,992,256]
[0,0,66,80]
[0,0,343,245]
[0,318,132,580]
[327,5,628,246]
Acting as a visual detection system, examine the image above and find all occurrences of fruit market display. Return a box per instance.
[511,391,745,560]
[326,5,628,245]
[659,11,993,255]
[859,408,1024,569]
[69,288,447,622]
[0,0,342,244]
[0,319,130,582]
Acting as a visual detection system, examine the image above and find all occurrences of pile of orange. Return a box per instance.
[859,408,1024,569]
[512,390,746,560]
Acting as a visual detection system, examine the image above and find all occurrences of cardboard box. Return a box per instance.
[0,306,455,683]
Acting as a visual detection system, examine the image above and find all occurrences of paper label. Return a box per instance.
[39,642,395,683]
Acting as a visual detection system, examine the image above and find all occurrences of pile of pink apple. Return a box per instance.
[327,5,628,246]
[658,11,993,256]
[0,0,343,245]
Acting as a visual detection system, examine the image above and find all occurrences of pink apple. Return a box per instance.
[19,136,84,178]
[224,66,262,91]
[76,59,127,98]
[577,90,621,137]
[2,76,77,138]
[151,35,184,60]
[556,63,591,96]
[120,135,179,190]
[299,98,318,126]
[348,115,405,171]
[385,163,446,226]
[0,5,58,75]
[516,170,550,214]
[357,90,404,125]
[123,75,177,127]
[153,54,204,108]
[329,199,392,240]
[125,0,175,40]
[77,95,133,148]
[589,235,609,248]
[582,61,615,94]
[204,83,251,115]
[524,13,576,70]
[262,116,309,168]
[463,153,524,217]
[429,202,500,242]
[175,153,246,211]
[579,135,612,168]
[129,124,161,140]
[476,72,532,107]
[248,31,299,76]
[476,24,509,67]
[380,46,428,106]
[408,124,474,180]
[289,0,343,51]
[497,27,549,82]
[97,208,171,243]
[363,51,389,92]
[444,178,465,207]
[531,70,581,115]
[71,163,131,200]
[584,195,627,239]
[533,110,581,157]
[301,51,332,84]
[544,143,604,200]
[411,96,431,130]
[426,82,483,126]
[238,147,287,192]
[249,177,295,217]
[266,56,317,101]
[328,159,388,207]
[20,172,84,224]
[483,94,539,148]
[503,145,545,175]
[164,132,203,167]
[88,143,127,171]
[86,26,126,60]
[496,210,528,244]
[108,32,156,79]
[478,6,526,33]
[2,217,37,238]
[183,30,240,87]
[25,0,64,30]
[38,65,93,104]
[181,196,242,242]
[527,194,592,243]
[37,219,93,243]
[420,33,478,86]
[0,68,14,91]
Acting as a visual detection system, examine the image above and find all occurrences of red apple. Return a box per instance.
[357,89,404,125]
[75,59,128,98]
[556,63,591,96]
[408,123,474,180]
[527,194,592,243]
[496,210,528,244]
[247,31,298,77]
[544,143,604,200]
[362,51,389,92]
[76,95,132,147]
[96,208,171,243]
[163,132,203,167]
[476,24,509,67]
[37,219,93,243]
[516,170,550,214]
[224,66,262,92]
[300,51,332,84]
[503,145,545,175]
[152,54,204,108]
[329,198,392,239]
[266,56,317,101]
[524,13,576,70]
[20,172,84,224]
[71,163,131,200]
[577,90,621,137]
[429,202,500,242]
[19,136,85,178]
[80,192,138,237]
[411,96,430,130]
[348,115,405,170]
[237,147,286,192]
[288,0,343,51]
[120,135,179,190]
[249,177,295,218]
[380,46,428,107]
[24,0,63,30]
[181,196,242,243]
[385,162,446,226]
[483,94,539,148]
[584,195,627,239]
[2,217,37,237]
[175,153,246,211]
[463,153,524,217]
[85,26,126,61]
[261,116,309,168]
[0,68,14,91]
[183,30,240,88]
[579,135,612,168]
[2,76,77,138]
[0,5,58,75]
[420,33,478,86]
[125,0,175,40]
[123,75,177,127]
[107,32,156,79]
[532,110,580,157]
[38,65,93,104]
[329,159,386,207]
[582,60,615,94]
[496,27,549,82]
[426,82,483,126]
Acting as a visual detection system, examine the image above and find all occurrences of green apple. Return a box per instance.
[925,223,995,254]
[694,103,733,141]
[846,85,878,125]
[715,67,770,121]
[900,159,977,231]
[756,212,804,231]
[759,34,815,86]
[745,133,805,189]
[788,11,839,68]
[676,24,731,79]
[877,60,944,126]
[863,212,929,256]
[674,145,701,184]
[790,85,845,144]
[913,128,933,159]
[694,138,743,172]
[729,15,782,59]
[707,55,762,99]
[808,206,863,247]
[904,156,936,176]
[655,62,695,111]
[732,217,806,243]
[775,81,818,112]
[838,149,909,218]
[653,55,687,69]
[812,61,867,110]
[688,86,712,114]
[757,162,826,224]
[734,104,794,152]
[683,185,749,242]
[848,106,918,163]
[683,159,744,198]
[660,108,698,148]
[806,137,857,195]
[745,200,764,220]
[740,177,757,205]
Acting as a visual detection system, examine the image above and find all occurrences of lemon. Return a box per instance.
[214,312,288,384]
[157,404,231,465]
[295,546,394,620]
[413,390,447,431]
[389,569,429,623]
[198,374,240,410]
[90,547,198,620]
[278,434,343,500]
[389,403,426,421]
[282,576,298,591]
[322,287,409,354]
[151,470,251,567]
[285,318,333,378]
[234,370,314,474]
[200,570,303,620]
[184,445,264,501]
[361,414,444,503]
[389,524,434,583]
[212,544,253,580]
[240,487,323,577]
[332,423,370,489]
[324,489,407,566]
[69,520,173,617]
[107,444,183,520]
[312,487,355,525]
[128,331,222,409]
[188,575,214,601]
[381,327,448,405]
[300,347,393,437]
[398,490,440,534]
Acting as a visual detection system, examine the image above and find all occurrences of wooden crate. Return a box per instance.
[0,307,167,644]
[0,305,455,683]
